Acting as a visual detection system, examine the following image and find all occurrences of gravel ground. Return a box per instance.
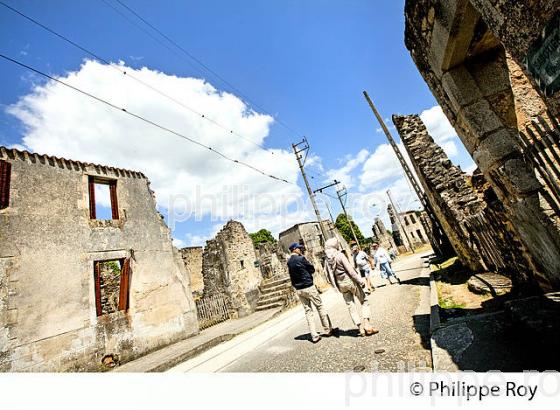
[222,251,433,372]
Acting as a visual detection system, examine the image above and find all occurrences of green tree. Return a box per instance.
[335,213,366,245]
[249,229,277,246]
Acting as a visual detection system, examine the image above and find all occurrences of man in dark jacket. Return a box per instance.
[287,242,332,343]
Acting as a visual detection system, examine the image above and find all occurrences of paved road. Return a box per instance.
[168,250,433,373]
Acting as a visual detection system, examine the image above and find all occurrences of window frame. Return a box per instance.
[93,257,131,317]
[88,176,119,220]
[0,160,12,210]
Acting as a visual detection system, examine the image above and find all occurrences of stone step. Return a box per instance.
[260,276,291,290]
[257,294,286,306]
[257,289,287,300]
[260,283,291,295]
[255,300,285,311]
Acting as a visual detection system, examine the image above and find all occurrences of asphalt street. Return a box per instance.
[168,250,433,373]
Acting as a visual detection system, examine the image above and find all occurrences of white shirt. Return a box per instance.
[354,250,369,268]
[372,247,390,266]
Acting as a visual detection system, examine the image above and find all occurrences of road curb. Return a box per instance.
[429,270,441,335]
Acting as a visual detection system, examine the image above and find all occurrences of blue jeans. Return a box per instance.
[379,262,397,280]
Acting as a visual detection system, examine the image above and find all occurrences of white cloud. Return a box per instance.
[441,140,458,157]
[326,148,369,188]
[6,60,304,231]
[358,143,408,191]
[419,105,458,147]
[172,238,185,248]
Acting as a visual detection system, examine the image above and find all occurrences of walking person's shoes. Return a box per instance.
[323,327,339,337]
[358,324,366,337]
[311,335,322,343]
[397,277,402,284]
[365,327,379,336]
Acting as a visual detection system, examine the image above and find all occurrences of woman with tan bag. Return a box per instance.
[324,237,378,337]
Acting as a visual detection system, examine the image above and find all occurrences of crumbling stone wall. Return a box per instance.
[180,247,204,297]
[393,115,538,289]
[403,0,560,290]
[0,147,198,372]
[201,221,261,317]
[371,218,397,252]
[255,242,288,279]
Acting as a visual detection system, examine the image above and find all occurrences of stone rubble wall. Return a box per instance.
[201,221,262,317]
[255,242,288,279]
[393,114,537,289]
[372,218,398,253]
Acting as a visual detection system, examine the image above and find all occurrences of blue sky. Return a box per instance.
[0,0,475,246]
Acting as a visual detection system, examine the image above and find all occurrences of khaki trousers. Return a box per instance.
[296,285,331,339]
[337,276,371,327]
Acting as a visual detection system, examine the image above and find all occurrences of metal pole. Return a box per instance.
[387,189,415,253]
[292,139,329,241]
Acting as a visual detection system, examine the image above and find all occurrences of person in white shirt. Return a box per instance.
[352,245,373,291]
[371,243,401,285]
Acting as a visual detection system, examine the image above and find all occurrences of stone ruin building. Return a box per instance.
[404,0,560,291]
[400,210,430,248]
[180,246,204,297]
[393,115,537,290]
[387,203,412,252]
[0,147,198,372]
[371,217,397,253]
[201,220,262,317]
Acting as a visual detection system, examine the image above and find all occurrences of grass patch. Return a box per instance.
[431,256,492,312]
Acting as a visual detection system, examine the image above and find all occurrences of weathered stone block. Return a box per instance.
[500,158,542,194]
[442,66,483,110]
[461,99,504,138]
[472,128,519,172]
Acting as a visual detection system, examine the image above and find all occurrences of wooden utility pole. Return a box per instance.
[387,189,415,253]
[292,138,328,241]
[336,185,360,246]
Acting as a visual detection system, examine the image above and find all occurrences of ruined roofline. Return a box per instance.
[0,146,147,179]
[279,220,332,235]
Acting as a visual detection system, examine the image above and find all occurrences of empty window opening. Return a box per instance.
[404,216,410,226]
[93,258,131,316]
[240,260,245,269]
[0,160,11,209]
[410,215,416,224]
[416,229,424,241]
[88,176,118,220]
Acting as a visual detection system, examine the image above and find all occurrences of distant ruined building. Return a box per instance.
[278,220,351,288]
[404,0,560,291]
[371,217,397,252]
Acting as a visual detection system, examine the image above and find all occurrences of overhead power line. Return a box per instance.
[0,0,278,156]
[0,53,293,185]
[112,0,302,137]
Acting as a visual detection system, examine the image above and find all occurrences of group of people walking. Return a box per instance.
[286,239,401,343]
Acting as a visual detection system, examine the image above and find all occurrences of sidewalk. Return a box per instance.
[113,308,282,372]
